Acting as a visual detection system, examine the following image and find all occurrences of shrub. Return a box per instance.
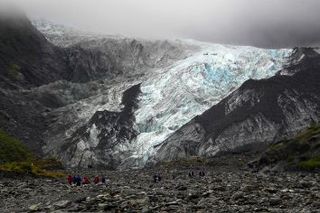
[298,156,320,171]
[0,161,65,178]
[0,129,34,163]
[0,129,65,178]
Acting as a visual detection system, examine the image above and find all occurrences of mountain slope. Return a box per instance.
[0,15,192,156]
[0,14,73,153]
[249,124,320,171]
[31,20,293,168]
[0,14,71,89]
[0,129,33,163]
[0,16,295,169]
[153,48,320,163]
[46,45,291,168]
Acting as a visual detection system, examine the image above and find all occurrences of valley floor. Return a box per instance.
[1,154,320,212]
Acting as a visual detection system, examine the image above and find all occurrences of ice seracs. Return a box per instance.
[122,42,292,167]
[152,48,320,164]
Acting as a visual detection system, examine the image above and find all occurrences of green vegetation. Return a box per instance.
[33,158,64,170]
[7,64,21,80]
[295,124,320,141]
[298,156,320,170]
[0,129,34,163]
[0,129,65,178]
[0,161,65,178]
[259,124,320,171]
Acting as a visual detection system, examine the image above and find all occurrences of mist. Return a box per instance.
[4,0,320,48]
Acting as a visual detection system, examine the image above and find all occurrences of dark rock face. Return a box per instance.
[66,46,117,83]
[153,48,320,162]
[0,14,71,89]
[0,14,71,153]
[0,80,115,154]
[64,38,191,83]
[58,84,142,169]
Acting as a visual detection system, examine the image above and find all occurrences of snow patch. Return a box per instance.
[88,124,100,148]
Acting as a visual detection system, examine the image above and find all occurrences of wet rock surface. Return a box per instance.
[1,154,320,212]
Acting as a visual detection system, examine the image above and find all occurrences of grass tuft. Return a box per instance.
[298,156,320,171]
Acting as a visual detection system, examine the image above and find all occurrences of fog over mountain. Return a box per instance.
[4,0,320,48]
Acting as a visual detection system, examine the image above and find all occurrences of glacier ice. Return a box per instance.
[123,42,292,166]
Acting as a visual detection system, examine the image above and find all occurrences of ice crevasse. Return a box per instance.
[122,42,292,166]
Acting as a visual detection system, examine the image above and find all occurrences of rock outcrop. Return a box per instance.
[59,84,142,169]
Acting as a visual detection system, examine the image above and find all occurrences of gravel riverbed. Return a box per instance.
[1,154,320,212]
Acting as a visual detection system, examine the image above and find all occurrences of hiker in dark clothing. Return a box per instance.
[102,176,111,186]
[67,175,73,185]
[75,175,82,186]
[73,176,77,185]
[101,176,106,184]
[153,174,162,183]
[199,171,205,177]
[188,171,195,177]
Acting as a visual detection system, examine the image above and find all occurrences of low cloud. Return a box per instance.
[4,0,320,48]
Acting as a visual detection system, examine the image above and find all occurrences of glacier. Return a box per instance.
[121,41,292,167]
[32,20,293,168]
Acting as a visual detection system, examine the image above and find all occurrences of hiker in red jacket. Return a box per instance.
[82,176,90,185]
[94,176,100,184]
[67,175,73,185]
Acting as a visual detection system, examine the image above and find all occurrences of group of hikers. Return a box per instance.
[189,170,206,177]
[67,175,108,186]
[153,170,206,183]
[67,170,206,185]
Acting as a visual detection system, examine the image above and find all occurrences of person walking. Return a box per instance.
[67,175,73,185]
[82,176,90,185]
[94,176,100,184]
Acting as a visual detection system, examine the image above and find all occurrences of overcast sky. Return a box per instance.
[5,0,320,48]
